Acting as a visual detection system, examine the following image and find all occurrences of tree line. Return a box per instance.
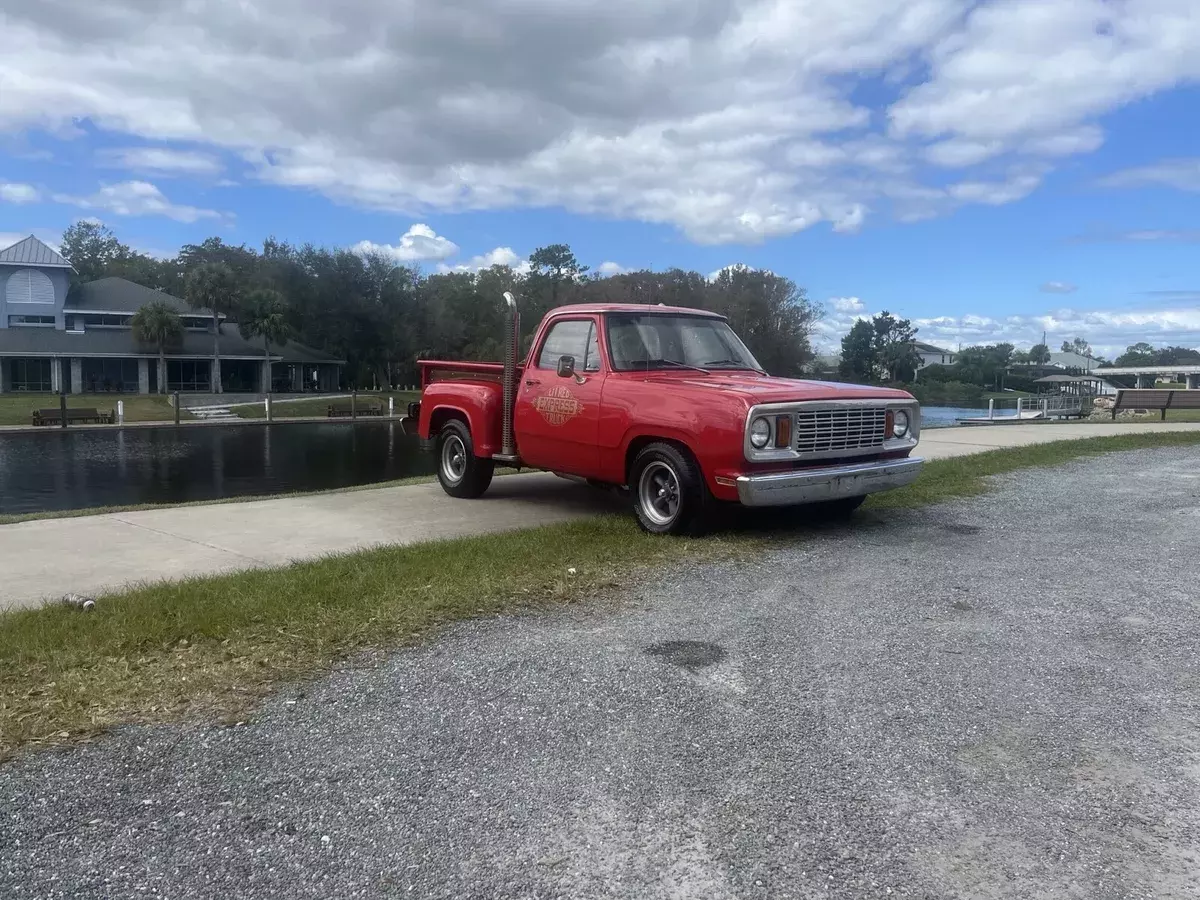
[838,307,1200,407]
[62,221,820,389]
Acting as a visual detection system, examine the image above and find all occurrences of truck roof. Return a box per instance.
[544,303,725,319]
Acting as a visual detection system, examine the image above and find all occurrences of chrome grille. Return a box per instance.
[794,406,887,454]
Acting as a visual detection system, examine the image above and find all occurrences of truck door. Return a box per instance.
[514,316,605,476]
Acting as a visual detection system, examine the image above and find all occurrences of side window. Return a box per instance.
[537,319,601,371]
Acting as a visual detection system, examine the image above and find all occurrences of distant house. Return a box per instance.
[913,341,955,370]
[1046,350,1103,373]
[0,235,343,394]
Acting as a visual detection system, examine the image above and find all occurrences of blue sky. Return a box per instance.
[2,0,1199,358]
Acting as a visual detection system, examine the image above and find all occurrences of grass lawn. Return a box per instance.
[3,431,1200,761]
[0,393,190,426]
[231,390,420,419]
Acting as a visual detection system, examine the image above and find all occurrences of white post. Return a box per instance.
[117,400,125,425]
[265,396,272,422]
[389,396,395,417]
[988,398,995,420]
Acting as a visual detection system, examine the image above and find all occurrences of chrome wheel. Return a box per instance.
[638,460,681,527]
[440,434,467,484]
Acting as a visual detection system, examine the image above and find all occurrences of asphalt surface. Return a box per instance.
[4,446,1200,899]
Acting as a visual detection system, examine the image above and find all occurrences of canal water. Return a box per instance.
[0,422,435,517]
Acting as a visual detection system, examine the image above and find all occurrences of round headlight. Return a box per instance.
[893,409,910,438]
[750,417,771,449]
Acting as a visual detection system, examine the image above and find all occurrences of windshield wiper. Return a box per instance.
[701,359,765,372]
[646,358,710,374]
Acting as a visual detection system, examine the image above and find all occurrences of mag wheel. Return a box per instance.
[631,443,707,535]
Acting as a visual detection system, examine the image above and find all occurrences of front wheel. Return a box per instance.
[436,420,494,498]
[630,443,707,535]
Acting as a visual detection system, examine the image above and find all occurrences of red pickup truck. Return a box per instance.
[407,292,923,534]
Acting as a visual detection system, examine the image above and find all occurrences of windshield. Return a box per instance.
[605,313,764,373]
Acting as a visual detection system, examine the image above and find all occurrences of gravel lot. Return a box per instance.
[4,447,1200,899]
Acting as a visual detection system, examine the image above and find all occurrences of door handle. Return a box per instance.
[524,378,541,386]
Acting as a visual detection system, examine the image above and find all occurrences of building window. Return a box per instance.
[4,269,56,305]
[82,358,140,393]
[8,315,56,327]
[6,357,53,391]
[166,359,211,392]
[77,314,133,328]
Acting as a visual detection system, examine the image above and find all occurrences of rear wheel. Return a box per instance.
[436,420,494,498]
[630,442,707,535]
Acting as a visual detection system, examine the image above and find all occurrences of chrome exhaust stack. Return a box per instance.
[497,291,521,462]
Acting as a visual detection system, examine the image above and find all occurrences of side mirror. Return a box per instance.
[556,355,576,378]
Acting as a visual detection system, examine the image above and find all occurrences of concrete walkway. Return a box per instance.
[3,420,1199,611]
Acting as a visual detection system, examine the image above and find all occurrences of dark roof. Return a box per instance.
[913,341,953,354]
[0,235,73,269]
[70,277,203,316]
[0,323,343,364]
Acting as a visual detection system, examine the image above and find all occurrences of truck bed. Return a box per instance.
[419,360,522,389]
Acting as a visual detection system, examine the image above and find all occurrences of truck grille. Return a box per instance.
[794,407,888,454]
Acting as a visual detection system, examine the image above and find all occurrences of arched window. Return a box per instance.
[5,269,56,304]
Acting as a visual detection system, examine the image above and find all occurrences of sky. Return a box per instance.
[1,0,1199,360]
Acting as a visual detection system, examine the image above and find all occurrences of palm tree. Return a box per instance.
[184,262,240,393]
[130,300,184,394]
[238,289,292,395]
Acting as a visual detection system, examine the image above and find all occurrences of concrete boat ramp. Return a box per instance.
[2,421,1199,612]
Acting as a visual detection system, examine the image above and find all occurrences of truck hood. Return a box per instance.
[640,373,916,404]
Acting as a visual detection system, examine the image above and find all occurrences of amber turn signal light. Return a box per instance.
[774,415,791,448]
[885,409,895,439]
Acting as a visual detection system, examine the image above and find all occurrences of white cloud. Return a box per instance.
[830,297,867,314]
[52,180,226,223]
[815,295,1200,360]
[1039,281,1078,294]
[0,182,40,204]
[1098,158,1200,192]
[352,224,459,264]
[437,246,530,276]
[98,146,223,177]
[596,261,629,277]
[2,0,1198,242]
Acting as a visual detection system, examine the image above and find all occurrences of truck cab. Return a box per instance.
[410,294,923,534]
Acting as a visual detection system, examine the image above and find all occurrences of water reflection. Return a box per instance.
[0,421,434,516]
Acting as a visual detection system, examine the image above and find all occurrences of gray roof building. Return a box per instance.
[0,235,74,268]
[0,235,343,395]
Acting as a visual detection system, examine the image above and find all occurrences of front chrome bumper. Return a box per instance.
[736,457,924,507]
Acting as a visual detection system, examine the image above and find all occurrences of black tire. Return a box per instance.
[810,494,866,519]
[630,442,708,535]
[436,419,494,499]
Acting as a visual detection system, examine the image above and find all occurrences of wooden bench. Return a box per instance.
[32,408,115,426]
[326,402,383,418]
[1111,389,1200,420]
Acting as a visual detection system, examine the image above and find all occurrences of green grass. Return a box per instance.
[3,431,1200,762]
[231,391,420,419]
[0,393,191,426]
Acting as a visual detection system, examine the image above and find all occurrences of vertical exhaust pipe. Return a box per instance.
[500,291,520,459]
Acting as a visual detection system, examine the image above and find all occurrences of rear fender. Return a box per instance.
[419,382,504,457]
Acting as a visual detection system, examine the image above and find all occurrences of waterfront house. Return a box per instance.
[913,341,955,370]
[0,235,343,394]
